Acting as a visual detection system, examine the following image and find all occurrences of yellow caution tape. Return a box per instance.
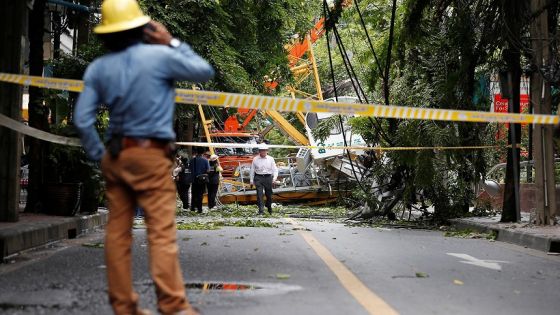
[0,73,84,92]
[175,141,507,151]
[0,112,506,151]
[1,72,558,125]
[0,113,81,146]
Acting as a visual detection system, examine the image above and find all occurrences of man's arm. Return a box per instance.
[249,159,255,184]
[74,70,105,161]
[271,157,279,182]
[144,21,214,82]
[166,43,215,82]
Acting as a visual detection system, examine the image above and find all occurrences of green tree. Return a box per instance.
[140,0,319,146]
[311,0,529,221]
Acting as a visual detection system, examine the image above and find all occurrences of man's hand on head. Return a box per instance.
[143,21,173,45]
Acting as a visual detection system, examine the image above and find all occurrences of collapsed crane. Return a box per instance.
[196,0,365,205]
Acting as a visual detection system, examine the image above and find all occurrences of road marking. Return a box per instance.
[447,253,509,271]
[286,218,399,315]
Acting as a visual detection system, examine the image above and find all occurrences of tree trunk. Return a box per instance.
[531,0,556,225]
[0,0,25,222]
[500,54,522,222]
[500,0,525,222]
[385,0,398,134]
[456,4,478,215]
[52,11,61,59]
[76,0,91,49]
[25,0,49,213]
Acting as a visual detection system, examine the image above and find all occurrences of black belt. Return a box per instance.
[255,174,271,177]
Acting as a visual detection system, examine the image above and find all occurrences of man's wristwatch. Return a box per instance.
[168,38,181,48]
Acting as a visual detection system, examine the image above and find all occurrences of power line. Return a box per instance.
[323,0,369,196]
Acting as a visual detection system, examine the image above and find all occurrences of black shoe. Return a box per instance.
[267,208,272,214]
[257,211,264,216]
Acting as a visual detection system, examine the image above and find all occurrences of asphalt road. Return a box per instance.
[1,219,559,315]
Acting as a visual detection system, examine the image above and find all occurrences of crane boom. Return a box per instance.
[264,110,310,146]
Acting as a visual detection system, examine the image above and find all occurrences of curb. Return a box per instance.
[0,210,108,261]
[450,218,560,253]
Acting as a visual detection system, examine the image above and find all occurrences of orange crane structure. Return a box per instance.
[197,1,357,204]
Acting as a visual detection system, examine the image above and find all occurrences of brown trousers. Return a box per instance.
[101,147,189,315]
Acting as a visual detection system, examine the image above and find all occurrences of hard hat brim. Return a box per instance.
[94,15,151,34]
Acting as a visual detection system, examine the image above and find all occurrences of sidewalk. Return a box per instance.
[450,214,560,253]
[0,209,108,261]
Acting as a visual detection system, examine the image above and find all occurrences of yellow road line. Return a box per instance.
[286,218,399,315]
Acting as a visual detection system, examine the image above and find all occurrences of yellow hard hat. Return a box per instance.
[94,0,151,34]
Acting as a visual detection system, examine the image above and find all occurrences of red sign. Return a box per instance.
[494,94,530,141]
[493,94,529,113]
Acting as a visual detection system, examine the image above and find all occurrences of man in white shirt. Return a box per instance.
[250,143,278,215]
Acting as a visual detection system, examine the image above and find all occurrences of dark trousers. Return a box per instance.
[191,182,205,212]
[134,207,144,217]
[255,174,273,213]
[176,181,190,209]
[207,183,219,209]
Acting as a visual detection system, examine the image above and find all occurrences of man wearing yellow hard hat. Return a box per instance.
[74,0,214,314]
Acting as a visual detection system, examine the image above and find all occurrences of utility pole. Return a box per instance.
[530,0,556,225]
[0,0,26,222]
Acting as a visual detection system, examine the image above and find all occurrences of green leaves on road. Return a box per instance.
[176,219,277,230]
[82,242,104,249]
[444,228,497,240]
[275,273,291,280]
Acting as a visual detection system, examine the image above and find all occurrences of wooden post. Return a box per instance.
[0,0,25,222]
[530,0,556,225]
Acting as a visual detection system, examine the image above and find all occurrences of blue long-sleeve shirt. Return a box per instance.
[74,42,214,161]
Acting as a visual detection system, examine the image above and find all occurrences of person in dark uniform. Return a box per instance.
[176,154,192,210]
[207,154,222,209]
[190,147,209,213]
